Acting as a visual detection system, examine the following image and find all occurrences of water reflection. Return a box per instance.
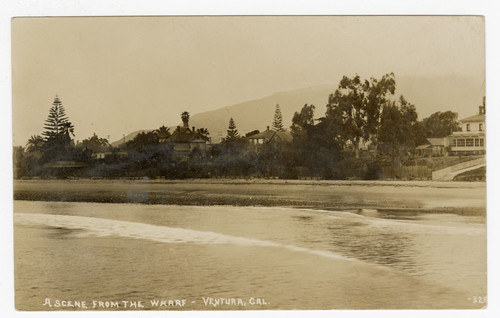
[14,201,486,310]
[44,226,85,239]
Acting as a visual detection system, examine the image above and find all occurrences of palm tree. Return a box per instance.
[154,125,171,142]
[60,121,75,143]
[196,128,210,141]
[61,121,74,136]
[26,135,45,153]
[181,111,190,128]
[155,125,170,136]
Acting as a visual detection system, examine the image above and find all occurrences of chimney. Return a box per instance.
[479,105,485,115]
[479,97,486,114]
[267,126,270,131]
[192,126,195,132]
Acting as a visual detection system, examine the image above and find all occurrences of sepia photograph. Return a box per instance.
[9,13,490,313]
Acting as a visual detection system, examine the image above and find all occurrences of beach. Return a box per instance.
[13,179,487,215]
[13,179,487,310]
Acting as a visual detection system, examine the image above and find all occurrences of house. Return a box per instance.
[167,125,207,154]
[416,138,448,156]
[345,138,372,151]
[246,126,292,146]
[447,101,486,155]
[91,150,128,160]
[92,151,113,159]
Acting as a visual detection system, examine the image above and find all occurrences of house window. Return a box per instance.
[457,139,465,147]
[466,124,470,132]
[452,139,457,147]
[466,139,474,147]
[479,123,483,131]
[475,139,480,147]
[479,139,484,147]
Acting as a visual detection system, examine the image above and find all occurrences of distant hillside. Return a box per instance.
[111,85,335,146]
[188,85,334,143]
[189,76,484,143]
[396,75,485,119]
[110,129,152,147]
[111,75,484,146]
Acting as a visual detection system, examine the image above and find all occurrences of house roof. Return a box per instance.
[246,129,293,143]
[247,129,276,140]
[273,131,292,143]
[449,132,485,138]
[416,144,431,150]
[167,126,204,143]
[427,138,446,146]
[460,113,485,123]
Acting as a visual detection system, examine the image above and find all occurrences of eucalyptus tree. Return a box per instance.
[378,96,419,165]
[325,73,396,158]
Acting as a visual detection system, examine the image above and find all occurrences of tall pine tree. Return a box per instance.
[222,117,244,151]
[272,104,284,131]
[226,117,239,140]
[42,96,74,142]
[39,96,75,162]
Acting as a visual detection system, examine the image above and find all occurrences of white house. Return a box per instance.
[447,102,485,155]
[167,125,207,154]
[246,126,292,146]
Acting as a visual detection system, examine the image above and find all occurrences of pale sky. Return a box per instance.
[12,16,484,145]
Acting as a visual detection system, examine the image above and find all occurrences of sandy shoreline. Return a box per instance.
[14,177,486,187]
[13,179,486,215]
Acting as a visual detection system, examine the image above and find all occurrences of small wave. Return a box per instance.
[293,207,485,236]
[15,213,359,263]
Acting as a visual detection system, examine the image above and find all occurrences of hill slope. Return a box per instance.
[112,76,484,145]
[110,130,152,147]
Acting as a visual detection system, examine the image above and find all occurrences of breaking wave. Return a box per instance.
[15,212,357,262]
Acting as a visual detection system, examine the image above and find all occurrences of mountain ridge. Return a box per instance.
[111,75,484,146]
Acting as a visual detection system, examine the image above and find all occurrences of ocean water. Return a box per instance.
[13,201,487,310]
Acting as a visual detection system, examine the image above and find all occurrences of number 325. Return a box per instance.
[471,296,487,304]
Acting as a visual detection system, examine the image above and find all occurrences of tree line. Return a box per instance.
[14,73,462,180]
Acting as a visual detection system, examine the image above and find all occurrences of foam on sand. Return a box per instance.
[15,212,357,262]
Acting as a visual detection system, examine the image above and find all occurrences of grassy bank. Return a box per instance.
[453,166,486,182]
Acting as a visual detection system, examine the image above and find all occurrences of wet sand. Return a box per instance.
[14,202,486,310]
[14,179,487,215]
